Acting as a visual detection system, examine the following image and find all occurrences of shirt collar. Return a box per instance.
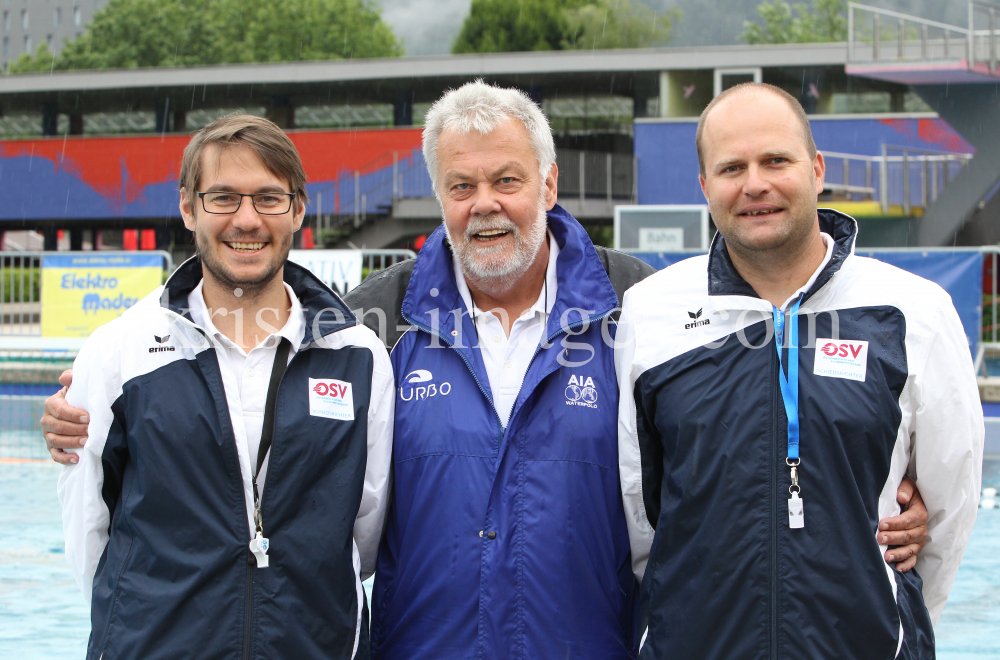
[454,229,560,320]
[777,231,835,310]
[187,279,306,353]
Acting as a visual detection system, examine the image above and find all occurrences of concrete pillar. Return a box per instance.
[394,89,414,126]
[42,102,59,136]
[68,113,84,135]
[658,71,670,118]
[173,111,187,133]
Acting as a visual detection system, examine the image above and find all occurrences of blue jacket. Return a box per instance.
[364,207,642,660]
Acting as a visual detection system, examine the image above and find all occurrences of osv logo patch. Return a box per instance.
[813,339,868,382]
[308,378,355,421]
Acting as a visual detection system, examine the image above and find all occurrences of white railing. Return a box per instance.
[821,146,973,215]
[849,1,1000,73]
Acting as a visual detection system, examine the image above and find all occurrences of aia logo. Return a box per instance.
[313,381,351,398]
[684,308,710,330]
[821,342,864,359]
[565,374,598,408]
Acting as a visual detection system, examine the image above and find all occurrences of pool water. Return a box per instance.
[1,460,998,658]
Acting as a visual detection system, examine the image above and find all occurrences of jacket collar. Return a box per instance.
[161,256,357,346]
[707,208,857,305]
[401,203,620,348]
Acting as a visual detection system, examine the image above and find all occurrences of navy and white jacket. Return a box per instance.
[363,206,644,660]
[58,258,393,660]
[616,210,983,659]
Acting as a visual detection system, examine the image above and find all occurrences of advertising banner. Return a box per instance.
[41,253,163,337]
[288,250,363,295]
[633,249,984,356]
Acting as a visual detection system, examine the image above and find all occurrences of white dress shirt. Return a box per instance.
[455,232,559,427]
[187,280,306,492]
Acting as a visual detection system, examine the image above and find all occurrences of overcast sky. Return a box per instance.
[374,0,472,56]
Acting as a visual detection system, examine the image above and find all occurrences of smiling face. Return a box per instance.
[698,89,825,259]
[179,144,304,298]
[436,118,557,293]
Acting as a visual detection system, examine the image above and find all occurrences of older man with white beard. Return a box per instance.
[342,80,656,660]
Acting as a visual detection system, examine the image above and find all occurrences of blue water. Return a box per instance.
[1,461,998,658]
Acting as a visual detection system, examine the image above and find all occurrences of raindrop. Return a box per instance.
[234,288,243,297]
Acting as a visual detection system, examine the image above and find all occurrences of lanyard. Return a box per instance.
[772,298,800,462]
[772,298,805,528]
[249,336,291,567]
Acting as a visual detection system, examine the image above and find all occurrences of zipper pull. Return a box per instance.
[249,499,269,568]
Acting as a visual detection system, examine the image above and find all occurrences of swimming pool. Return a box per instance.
[2,459,997,658]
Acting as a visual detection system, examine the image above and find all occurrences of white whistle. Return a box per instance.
[249,532,270,568]
[788,493,805,529]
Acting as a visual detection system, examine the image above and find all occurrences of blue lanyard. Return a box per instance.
[772,298,801,462]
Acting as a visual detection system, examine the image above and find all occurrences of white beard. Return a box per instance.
[446,193,548,297]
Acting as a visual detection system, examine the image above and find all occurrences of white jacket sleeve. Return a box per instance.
[616,292,657,584]
[353,343,395,581]
[57,323,126,597]
[909,301,983,625]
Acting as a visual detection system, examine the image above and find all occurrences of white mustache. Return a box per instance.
[465,214,516,239]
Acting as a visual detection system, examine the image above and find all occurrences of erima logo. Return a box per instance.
[149,334,175,353]
[399,369,451,401]
[685,308,710,330]
[565,374,598,408]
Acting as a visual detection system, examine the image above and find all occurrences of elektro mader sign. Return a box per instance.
[41,254,163,337]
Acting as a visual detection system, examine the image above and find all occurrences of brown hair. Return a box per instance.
[695,82,817,176]
[179,114,309,210]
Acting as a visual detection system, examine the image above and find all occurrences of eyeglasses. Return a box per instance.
[197,191,296,215]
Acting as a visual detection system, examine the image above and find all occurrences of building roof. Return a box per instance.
[0,42,849,114]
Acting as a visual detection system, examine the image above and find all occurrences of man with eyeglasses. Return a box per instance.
[52,114,393,660]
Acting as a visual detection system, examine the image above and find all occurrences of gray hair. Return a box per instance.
[422,80,556,195]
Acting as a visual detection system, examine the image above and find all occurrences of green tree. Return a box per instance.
[9,0,401,73]
[452,0,575,53]
[741,0,846,44]
[9,42,59,73]
[452,0,678,53]
[563,0,679,50]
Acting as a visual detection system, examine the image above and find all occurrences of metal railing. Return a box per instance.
[821,146,972,214]
[0,251,173,336]
[556,149,637,202]
[314,147,636,238]
[361,249,416,277]
[849,1,1000,74]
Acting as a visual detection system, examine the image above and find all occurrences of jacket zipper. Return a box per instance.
[242,353,295,660]
[770,332,780,660]
[243,551,255,660]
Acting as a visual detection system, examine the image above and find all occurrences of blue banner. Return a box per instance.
[632,250,983,356]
